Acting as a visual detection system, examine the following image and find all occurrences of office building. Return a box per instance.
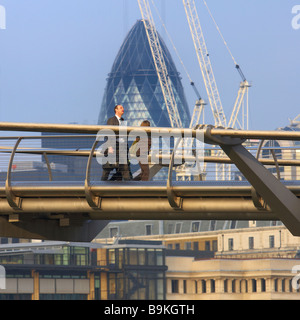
[0,240,166,300]
[98,20,191,128]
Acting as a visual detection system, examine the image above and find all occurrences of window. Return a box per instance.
[0,238,8,244]
[118,249,124,269]
[209,220,216,231]
[230,220,237,229]
[269,235,275,248]
[185,242,192,250]
[274,279,278,292]
[109,227,119,238]
[212,240,218,252]
[252,279,257,292]
[129,248,138,265]
[167,224,174,234]
[193,242,199,251]
[261,279,266,292]
[171,280,179,293]
[109,274,116,297]
[289,279,293,293]
[282,279,285,292]
[249,237,254,250]
[175,243,180,250]
[210,279,215,293]
[145,225,152,235]
[183,280,187,294]
[157,273,165,300]
[191,222,200,232]
[201,280,206,293]
[138,249,146,265]
[175,223,182,233]
[147,249,156,265]
[232,280,236,293]
[224,280,228,293]
[108,249,116,265]
[156,249,163,266]
[205,241,210,251]
[228,238,234,251]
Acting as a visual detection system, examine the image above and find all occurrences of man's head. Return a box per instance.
[140,120,150,127]
[114,104,124,118]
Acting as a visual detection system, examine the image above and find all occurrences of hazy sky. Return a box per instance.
[0,0,299,130]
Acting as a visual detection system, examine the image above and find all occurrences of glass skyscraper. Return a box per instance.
[98,20,191,128]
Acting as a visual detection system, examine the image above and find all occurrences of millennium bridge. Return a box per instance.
[0,122,299,242]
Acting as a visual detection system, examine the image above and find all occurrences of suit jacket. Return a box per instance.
[103,115,126,164]
[107,115,122,126]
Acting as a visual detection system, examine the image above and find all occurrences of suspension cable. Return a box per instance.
[202,0,246,81]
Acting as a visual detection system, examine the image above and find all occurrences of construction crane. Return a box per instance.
[146,0,207,131]
[183,0,252,180]
[176,84,206,182]
[138,0,195,186]
[189,82,206,129]
[137,0,182,128]
[183,0,226,129]
[183,0,229,181]
[200,0,251,130]
[228,73,250,130]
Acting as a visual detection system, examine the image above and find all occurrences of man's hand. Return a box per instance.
[108,147,114,154]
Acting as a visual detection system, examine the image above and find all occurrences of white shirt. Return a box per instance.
[115,114,123,125]
[115,115,125,143]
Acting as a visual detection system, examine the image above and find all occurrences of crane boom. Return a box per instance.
[183,0,226,128]
[137,0,182,128]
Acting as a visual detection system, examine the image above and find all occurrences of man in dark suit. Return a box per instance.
[101,105,131,181]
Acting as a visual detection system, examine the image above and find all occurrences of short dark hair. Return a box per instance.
[140,120,150,127]
[114,104,121,113]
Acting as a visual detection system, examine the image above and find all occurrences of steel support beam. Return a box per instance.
[221,143,300,235]
[202,126,300,236]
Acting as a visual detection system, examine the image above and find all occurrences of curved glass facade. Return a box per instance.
[98,20,191,128]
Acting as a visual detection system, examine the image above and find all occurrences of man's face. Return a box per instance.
[115,105,124,117]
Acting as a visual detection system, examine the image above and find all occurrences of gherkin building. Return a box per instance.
[98,20,191,128]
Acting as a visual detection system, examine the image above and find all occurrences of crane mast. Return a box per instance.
[228,79,250,129]
[183,0,226,128]
[183,0,229,181]
[137,0,182,128]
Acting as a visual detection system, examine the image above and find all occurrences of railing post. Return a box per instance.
[167,137,183,210]
[5,137,23,210]
[85,138,101,210]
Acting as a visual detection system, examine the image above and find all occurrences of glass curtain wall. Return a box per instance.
[98,20,191,128]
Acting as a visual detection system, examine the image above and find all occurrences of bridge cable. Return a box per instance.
[202,0,246,82]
